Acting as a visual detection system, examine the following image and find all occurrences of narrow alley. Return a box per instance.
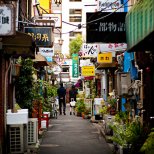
[39,104,113,154]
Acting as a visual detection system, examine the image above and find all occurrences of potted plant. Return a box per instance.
[110,117,145,154]
[140,128,154,154]
[75,99,85,117]
[107,97,117,115]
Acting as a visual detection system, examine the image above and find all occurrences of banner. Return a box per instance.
[72,54,79,78]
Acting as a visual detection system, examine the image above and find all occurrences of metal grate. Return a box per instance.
[28,118,38,144]
[9,125,24,153]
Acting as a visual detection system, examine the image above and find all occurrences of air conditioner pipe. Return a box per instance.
[134,53,144,125]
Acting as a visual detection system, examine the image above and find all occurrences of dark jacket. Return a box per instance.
[69,88,78,102]
[57,86,66,99]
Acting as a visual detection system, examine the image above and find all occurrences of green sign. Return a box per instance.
[126,0,154,50]
[72,53,79,78]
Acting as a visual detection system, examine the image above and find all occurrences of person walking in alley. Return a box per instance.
[57,82,66,115]
[69,85,78,115]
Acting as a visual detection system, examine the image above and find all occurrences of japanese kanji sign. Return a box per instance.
[24,27,53,47]
[97,52,112,63]
[81,66,95,77]
[0,4,15,36]
[79,43,99,57]
[86,12,127,43]
[72,54,79,78]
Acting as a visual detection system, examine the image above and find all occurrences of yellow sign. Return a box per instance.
[39,0,50,13]
[81,66,95,76]
[97,52,112,63]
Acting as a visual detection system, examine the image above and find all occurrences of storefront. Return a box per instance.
[125,0,154,128]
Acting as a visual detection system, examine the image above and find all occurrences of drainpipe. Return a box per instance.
[134,53,144,125]
[4,58,12,153]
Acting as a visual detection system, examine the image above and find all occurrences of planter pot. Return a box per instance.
[12,64,21,76]
[119,145,132,154]
[95,114,102,120]
[77,112,81,117]
[145,150,154,154]
[82,113,85,119]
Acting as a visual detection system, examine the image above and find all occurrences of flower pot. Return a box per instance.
[12,64,21,76]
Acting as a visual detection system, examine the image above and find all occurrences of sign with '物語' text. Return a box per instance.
[72,54,79,78]
[0,4,15,36]
[86,12,126,43]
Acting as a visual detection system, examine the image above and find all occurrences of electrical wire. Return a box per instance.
[18,0,130,35]
[85,0,129,25]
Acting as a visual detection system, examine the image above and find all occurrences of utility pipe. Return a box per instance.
[4,58,12,153]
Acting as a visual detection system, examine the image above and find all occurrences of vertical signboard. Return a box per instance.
[0,4,15,36]
[72,53,79,78]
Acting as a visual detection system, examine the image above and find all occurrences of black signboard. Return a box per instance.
[86,12,126,43]
[24,27,53,47]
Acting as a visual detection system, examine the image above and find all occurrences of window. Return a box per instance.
[69,9,82,22]
[69,32,82,37]
[62,67,69,72]
[69,16,81,22]
[69,9,82,15]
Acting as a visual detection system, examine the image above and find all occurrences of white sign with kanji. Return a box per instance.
[0,4,15,36]
[79,43,99,57]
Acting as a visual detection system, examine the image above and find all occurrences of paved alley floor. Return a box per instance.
[39,104,113,154]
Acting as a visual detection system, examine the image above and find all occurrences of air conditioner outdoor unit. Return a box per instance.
[8,124,27,154]
[28,118,38,144]
[116,72,131,96]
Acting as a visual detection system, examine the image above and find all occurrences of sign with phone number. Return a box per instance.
[81,66,95,77]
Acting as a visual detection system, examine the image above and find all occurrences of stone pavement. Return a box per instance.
[38,104,114,154]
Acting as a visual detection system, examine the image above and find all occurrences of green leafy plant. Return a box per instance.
[15,58,35,114]
[75,99,86,114]
[140,128,154,153]
[110,118,145,153]
[99,106,108,115]
[115,111,129,124]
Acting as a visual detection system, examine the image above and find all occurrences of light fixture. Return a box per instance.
[54,0,62,6]
[58,38,64,46]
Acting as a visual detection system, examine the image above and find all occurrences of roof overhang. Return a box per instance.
[33,53,53,67]
[2,31,36,58]
[96,62,116,69]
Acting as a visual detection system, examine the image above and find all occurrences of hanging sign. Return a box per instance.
[72,53,79,78]
[24,27,53,47]
[81,66,95,77]
[80,43,99,57]
[39,47,54,57]
[0,4,15,36]
[97,52,112,63]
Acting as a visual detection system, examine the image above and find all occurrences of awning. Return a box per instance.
[2,31,36,58]
[126,0,154,52]
[33,53,53,67]
[96,62,116,69]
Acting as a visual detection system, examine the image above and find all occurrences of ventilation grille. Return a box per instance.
[28,118,38,144]
[9,125,24,153]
